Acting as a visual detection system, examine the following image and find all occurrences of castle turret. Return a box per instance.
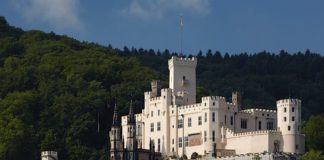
[277,99,305,154]
[168,56,197,105]
[109,104,124,160]
[126,101,138,160]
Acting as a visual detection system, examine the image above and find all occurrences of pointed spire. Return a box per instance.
[127,100,136,125]
[112,103,120,126]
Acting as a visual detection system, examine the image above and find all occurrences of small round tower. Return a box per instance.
[276,98,304,154]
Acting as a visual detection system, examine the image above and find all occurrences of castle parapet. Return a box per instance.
[168,56,197,68]
[276,98,301,105]
[240,108,277,114]
[202,96,226,101]
[225,127,281,138]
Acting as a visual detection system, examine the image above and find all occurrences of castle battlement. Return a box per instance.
[161,88,171,93]
[168,56,197,68]
[150,97,161,101]
[178,103,202,110]
[241,108,277,113]
[202,96,226,101]
[41,151,58,156]
[225,127,280,138]
[216,152,290,160]
[277,98,301,105]
[144,91,151,95]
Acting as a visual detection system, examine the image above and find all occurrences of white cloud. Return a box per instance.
[12,0,83,31]
[125,0,211,20]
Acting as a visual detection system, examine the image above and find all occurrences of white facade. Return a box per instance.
[121,56,305,158]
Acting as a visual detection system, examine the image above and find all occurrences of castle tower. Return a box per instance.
[168,56,197,104]
[109,104,124,160]
[232,91,242,110]
[277,99,304,154]
[41,151,58,160]
[126,101,138,160]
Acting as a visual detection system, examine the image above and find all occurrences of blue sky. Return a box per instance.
[1,0,324,55]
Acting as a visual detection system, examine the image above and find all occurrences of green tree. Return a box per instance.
[302,115,324,151]
[299,150,324,160]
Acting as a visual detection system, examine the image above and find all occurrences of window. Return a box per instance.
[212,112,215,122]
[158,139,161,152]
[267,121,274,130]
[292,107,295,112]
[224,115,227,125]
[258,121,262,130]
[241,119,247,129]
[284,107,287,112]
[150,123,154,132]
[185,136,188,146]
[212,130,215,142]
[183,76,186,80]
[198,116,202,125]
[151,111,153,117]
[204,131,207,142]
[158,110,160,116]
[172,147,174,152]
[213,102,215,106]
[157,122,161,131]
[288,125,291,131]
[188,118,192,127]
[172,138,174,144]
[179,137,182,148]
[230,116,233,125]
[178,119,183,128]
[292,116,295,121]
[284,117,287,122]
[205,112,207,122]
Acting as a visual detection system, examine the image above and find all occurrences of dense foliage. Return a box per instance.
[0,16,323,159]
[0,17,160,160]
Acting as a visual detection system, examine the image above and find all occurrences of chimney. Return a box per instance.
[232,91,242,110]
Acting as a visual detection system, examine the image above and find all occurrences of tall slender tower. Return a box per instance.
[277,99,305,154]
[126,101,138,160]
[109,104,124,160]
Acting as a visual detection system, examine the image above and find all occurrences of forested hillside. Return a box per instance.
[0,17,160,160]
[0,16,323,159]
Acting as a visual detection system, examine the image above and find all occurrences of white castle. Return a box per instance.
[119,56,305,159]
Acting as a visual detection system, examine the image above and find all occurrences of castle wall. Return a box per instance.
[225,129,282,154]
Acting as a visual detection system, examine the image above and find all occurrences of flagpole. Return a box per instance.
[180,14,183,55]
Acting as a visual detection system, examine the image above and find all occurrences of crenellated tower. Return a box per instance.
[109,104,124,160]
[126,101,138,160]
[168,56,197,105]
[277,99,304,154]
